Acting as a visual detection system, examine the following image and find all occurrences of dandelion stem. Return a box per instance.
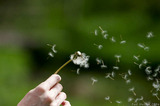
[54,59,72,74]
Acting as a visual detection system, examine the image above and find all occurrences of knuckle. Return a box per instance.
[61,92,67,99]
[35,83,46,94]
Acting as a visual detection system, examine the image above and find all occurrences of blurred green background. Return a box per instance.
[0,0,160,106]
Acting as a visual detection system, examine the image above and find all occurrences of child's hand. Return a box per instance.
[18,74,71,106]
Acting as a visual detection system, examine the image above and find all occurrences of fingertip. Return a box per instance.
[53,74,61,81]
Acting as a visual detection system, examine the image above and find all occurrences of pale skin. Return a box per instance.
[18,74,71,106]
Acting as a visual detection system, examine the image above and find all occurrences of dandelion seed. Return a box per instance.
[153,72,158,77]
[110,36,116,42]
[101,60,107,69]
[96,58,102,64]
[155,65,160,73]
[115,54,121,63]
[103,34,109,39]
[51,44,57,53]
[48,52,54,57]
[128,97,133,102]
[126,79,131,84]
[138,43,145,48]
[128,69,132,76]
[133,55,140,61]
[95,29,98,36]
[123,74,128,80]
[134,98,139,103]
[99,26,107,35]
[91,77,98,85]
[129,87,136,96]
[144,46,149,51]
[77,68,80,75]
[144,101,151,106]
[152,92,160,100]
[94,44,103,49]
[111,71,115,77]
[105,96,112,103]
[146,32,154,39]
[139,96,143,101]
[152,81,160,91]
[147,76,153,81]
[105,73,115,80]
[145,66,152,75]
[113,66,119,70]
[142,59,148,65]
[116,100,122,104]
[120,40,126,44]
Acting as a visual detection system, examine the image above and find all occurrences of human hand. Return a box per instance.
[18,74,71,106]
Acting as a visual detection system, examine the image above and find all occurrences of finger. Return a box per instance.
[48,83,63,99]
[38,74,61,91]
[62,100,71,106]
[50,92,67,106]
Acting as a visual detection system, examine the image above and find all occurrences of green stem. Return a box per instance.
[54,59,72,74]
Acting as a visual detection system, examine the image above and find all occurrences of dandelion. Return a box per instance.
[152,92,160,100]
[145,66,152,75]
[54,51,89,74]
[113,66,119,70]
[146,32,154,39]
[77,68,80,75]
[94,29,98,36]
[48,52,54,57]
[105,73,115,80]
[128,97,133,102]
[105,96,112,103]
[99,26,107,35]
[110,36,116,42]
[115,54,121,63]
[94,44,103,49]
[133,55,140,61]
[91,77,98,85]
[129,87,136,96]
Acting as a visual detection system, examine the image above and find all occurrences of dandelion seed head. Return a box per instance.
[70,51,89,68]
[98,45,103,49]
[152,92,158,96]
[142,59,148,65]
[96,58,102,64]
[91,77,98,85]
[145,66,152,75]
[147,32,154,39]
